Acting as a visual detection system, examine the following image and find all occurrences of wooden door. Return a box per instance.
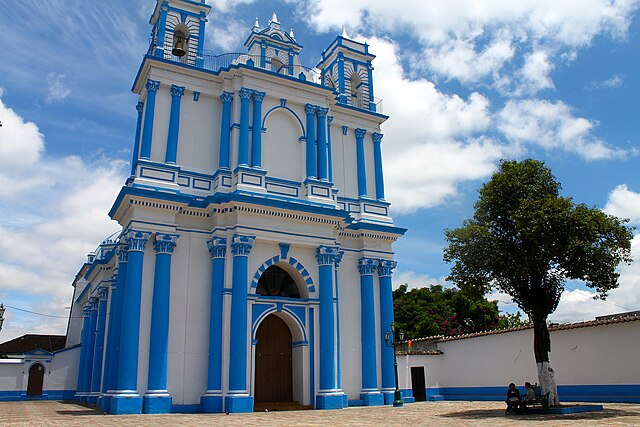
[27,363,44,396]
[411,366,427,402]
[254,315,293,403]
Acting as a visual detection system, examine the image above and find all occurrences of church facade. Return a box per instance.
[65,0,405,415]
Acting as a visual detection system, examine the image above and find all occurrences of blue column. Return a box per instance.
[201,237,226,413]
[218,92,233,169]
[327,116,334,182]
[165,85,185,164]
[337,54,346,103]
[111,230,151,415]
[143,233,179,414]
[315,246,344,410]
[378,260,397,404]
[81,298,98,402]
[251,91,265,168]
[372,132,385,201]
[359,257,382,406]
[88,287,108,404]
[367,63,375,111]
[305,104,317,179]
[355,128,368,198]
[225,234,255,413]
[238,88,252,166]
[140,80,160,160]
[196,13,206,67]
[155,7,167,57]
[317,108,329,181]
[334,251,345,395]
[75,305,92,401]
[130,102,144,176]
[99,276,118,412]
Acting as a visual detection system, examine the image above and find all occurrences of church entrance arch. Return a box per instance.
[27,363,45,397]
[254,314,293,407]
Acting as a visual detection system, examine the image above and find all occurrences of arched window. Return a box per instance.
[257,266,300,298]
[271,57,285,74]
[172,24,191,63]
[350,72,363,108]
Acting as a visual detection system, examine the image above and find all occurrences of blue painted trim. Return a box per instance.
[309,307,315,407]
[131,102,144,175]
[0,390,76,401]
[228,246,251,394]
[89,295,108,396]
[372,136,385,200]
[379,275,395,391]
[318,262,336,392]
[347,222,407,236]
[261,105,305,135]
[171,404,203,413]
[219,93,233,169]
[53,343,80,354]
[305,106,317,178]
[360,273,377,391]
[140,80,160,159]
[355,129,367,198]
[206,255,225,395]
[165,85,184,164]
[238,89,251,166]
[251,94,264,168]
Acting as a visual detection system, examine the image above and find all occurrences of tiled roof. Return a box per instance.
[396,350,444,356]
[0,334,66,355]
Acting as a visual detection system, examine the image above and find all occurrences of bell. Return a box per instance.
[172,38,186,57]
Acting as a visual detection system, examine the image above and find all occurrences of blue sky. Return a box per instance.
[1,0,639,340]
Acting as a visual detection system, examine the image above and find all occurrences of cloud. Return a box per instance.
[0,95,125,340]
[392,270,448,291]
[516,50,554,95]
[206,17,249,51]
[586,74,624,90]
[604,184,640,224]
[45,73,71,103]
[497,99,633,160]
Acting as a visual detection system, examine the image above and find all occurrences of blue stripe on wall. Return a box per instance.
[0,390,76,401]
[400,384,640,404]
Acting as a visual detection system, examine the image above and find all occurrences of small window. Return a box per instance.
[257,266,300,298]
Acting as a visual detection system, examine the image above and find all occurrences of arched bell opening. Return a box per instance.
[172,23,191,62]
[27,362,45,397]
[350,72,363,108]
[271,57,286,74]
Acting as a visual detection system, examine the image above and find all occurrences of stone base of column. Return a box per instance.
[361,392,384,406]
[316,393,346,410]
[225,394,254,413]
[200,392,223,413]
[74,392,86,402]
[86,393,99,404]
[111,393,143,414]
[382,391,395,405]
[99,393,112,412]
[143,393,172,414]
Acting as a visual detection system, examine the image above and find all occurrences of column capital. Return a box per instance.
[154,233,179,254]
[355,128,367,140]
[305,103,318,115]
[115,244,129,263]
[97,286,109,301]
[316,245,340,266]
[231,234,255,256]
[124,230,152,252]
[136,101,144,114]
[109,274,118,290]
[220,91,234,103]
[239,87,253,100]
[170,84,185,98]
[316,107,329,117]
[252,90,265,103]
[145,79,160,93]
[334,250,345,269]
[327,116,334,126]
[377,259,397,278]
[358,257,379,275]
[372,132,383,144]
[207,237,227,258]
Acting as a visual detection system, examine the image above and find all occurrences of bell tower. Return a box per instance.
[149,0,212,66]
[317,28,377,112]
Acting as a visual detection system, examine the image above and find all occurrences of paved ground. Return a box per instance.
[1,400,640,426]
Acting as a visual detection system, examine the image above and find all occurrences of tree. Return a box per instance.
[443,159,633,404]
[392,284,525,339]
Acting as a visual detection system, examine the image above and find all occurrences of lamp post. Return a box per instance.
[0,304,5,332]
[384,322,404,407]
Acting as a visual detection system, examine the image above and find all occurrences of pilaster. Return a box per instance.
[218,92,233,169]
[358,257,382,406]
[88,287,108,404]
[317,108,329,181]
[372,133,385,201]
[251,91,265,168]
[165,85,185,165]
[355,128,368,198]
[378,259,397,403]
[131,102,144,176]
[140,80,160,160]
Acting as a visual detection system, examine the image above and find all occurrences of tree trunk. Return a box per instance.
[532,316,559,405]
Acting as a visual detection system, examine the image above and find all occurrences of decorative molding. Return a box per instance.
[327,116,334,126]
[170,84,185,98]
[220,91,234,103]
[115,244,129,263]
[358,257,379,275]
[145,79,160,93]
[304,103,318,115]
[252,90,266,102]
[136,102,144,114]
[154,233,179,254]
[231,234,255,256]
[193,91,200,101]
[316,107,329,117]
[377,259,397,277]
[316,245,340,266]
[124,230,152,252]
[239,87,253,100]
[372,132,383,144]
[341,125,348,135]
[334,250,345,269]
[354,128,367,140]
[97,286,109,300]
[207,237,227,259]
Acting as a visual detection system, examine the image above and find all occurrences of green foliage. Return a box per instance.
[392,283,517,339]
[443,159,633,323]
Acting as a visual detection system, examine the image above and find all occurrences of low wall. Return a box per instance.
[398,319,640,403]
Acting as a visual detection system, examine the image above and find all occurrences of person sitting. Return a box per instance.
[520,382,536,412]
[505,383,521,415]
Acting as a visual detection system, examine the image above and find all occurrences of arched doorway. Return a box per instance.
[27,363,44,397]
[254,314,293,407]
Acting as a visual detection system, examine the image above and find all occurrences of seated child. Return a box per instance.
[506,382,521,414]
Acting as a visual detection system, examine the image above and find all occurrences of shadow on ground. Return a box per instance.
[56,401,103,416]
[441,408,638,421]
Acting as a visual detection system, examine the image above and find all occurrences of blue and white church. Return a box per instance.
[47,0,404,415]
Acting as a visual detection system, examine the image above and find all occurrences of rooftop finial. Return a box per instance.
[270,12,279,24]
[253,17,260,30]
[341,25,350,39]
[289,28,295,39]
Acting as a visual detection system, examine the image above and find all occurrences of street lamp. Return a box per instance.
[384,322,405,407]
[0,304,5,332]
